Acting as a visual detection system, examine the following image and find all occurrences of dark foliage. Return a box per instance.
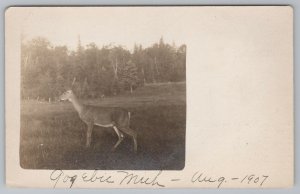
[21,37,186,100]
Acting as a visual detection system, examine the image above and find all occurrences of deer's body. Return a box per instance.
[60,90,137,153]
[79,106,129,127]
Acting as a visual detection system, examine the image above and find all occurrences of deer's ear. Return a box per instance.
[71,77,76,89]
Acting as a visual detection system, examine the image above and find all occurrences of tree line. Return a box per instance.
[21,37,186,101]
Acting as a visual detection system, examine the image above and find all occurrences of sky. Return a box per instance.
[20,7,188,51]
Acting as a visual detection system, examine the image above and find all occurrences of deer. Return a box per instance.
[59,78,137,153]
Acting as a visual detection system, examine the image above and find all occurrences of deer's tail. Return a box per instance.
[128,111,131,122]
[127,111,132,126]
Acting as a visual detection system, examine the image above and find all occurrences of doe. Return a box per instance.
[59,89,137,153]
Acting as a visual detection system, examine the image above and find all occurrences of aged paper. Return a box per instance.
[5,6,293,188]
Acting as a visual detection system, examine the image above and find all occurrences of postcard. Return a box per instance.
[5,6,293,188]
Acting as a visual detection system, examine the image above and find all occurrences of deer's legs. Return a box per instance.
[86,122,94,147]
[112,126,124,151]
[120,127,137,153]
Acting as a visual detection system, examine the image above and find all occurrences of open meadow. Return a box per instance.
[20,82,186,170]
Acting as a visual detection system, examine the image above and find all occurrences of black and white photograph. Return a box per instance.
[19,8,186,170]
[5,6,294,188]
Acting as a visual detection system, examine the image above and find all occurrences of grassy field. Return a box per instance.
[20,82,186,170]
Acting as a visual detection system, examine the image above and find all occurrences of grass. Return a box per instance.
[20,82,186,170]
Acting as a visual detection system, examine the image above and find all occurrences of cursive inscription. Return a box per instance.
[191,171,269,188]
[49,170,269,188]
[82,170,115,184]
[50,170,77,188]
[191,171,226,188]
[117,170,165,187]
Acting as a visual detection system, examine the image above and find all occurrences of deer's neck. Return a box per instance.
[70,95,83,114]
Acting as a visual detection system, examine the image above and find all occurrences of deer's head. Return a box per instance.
[59,77,76,101]
[59,90,74,101]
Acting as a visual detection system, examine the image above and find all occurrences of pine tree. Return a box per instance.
[119,60,138,93]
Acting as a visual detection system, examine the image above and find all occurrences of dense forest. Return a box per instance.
[21,37,186,101]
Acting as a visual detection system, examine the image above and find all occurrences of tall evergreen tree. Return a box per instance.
[119,60,139,93]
